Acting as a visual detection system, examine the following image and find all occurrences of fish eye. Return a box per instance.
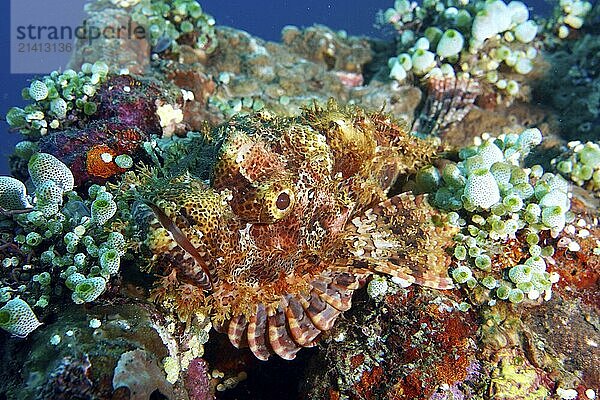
[276,191,291,210]
[254,184,296,223]
[266,187,295,222]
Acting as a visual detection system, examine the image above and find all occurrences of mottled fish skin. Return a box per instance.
[139,101,456,360]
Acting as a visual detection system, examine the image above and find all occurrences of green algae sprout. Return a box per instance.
[383,0,543,100]
[414,128,570,305]
[131,0,218,54]
[5,62,109,138]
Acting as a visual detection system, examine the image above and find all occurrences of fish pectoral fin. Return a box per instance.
[345,192,457,290]
[222,270,366,360]
[145,201,216,290]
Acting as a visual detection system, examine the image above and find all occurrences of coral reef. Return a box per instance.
[383,0,545,106]
[544,0,594,39]
[113,349,176,399]
[410,128,572,307]
[130,0,218,54]
[184,358,214,400]
[200,25,415,120]
[0,156,126,336]
[8,72,182,187]
[93,74,172,136]
[303,285,479,399]
[37,121,149,186]
[383,0,595,140]
[0,0,599,399]
[69,1,151,74]
[0,302,201,399]
[553,141,600,191]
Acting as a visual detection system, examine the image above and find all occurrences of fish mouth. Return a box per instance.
[146,202,216,291]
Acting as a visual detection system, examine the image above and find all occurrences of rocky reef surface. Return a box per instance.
[0,1,599,399]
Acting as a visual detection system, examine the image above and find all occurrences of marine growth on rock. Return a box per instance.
[0,1,598,399]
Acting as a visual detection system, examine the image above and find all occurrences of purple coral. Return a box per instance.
[184,358,214,400]
[93,75,165,135]
[36,355,95,400]
[38,120,149,187]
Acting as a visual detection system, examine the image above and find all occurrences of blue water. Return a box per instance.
[0,0,554,174]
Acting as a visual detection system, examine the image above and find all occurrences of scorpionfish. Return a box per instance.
[136,101,456,360]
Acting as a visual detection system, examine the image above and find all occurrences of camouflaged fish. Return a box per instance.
[137,101,456,360]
